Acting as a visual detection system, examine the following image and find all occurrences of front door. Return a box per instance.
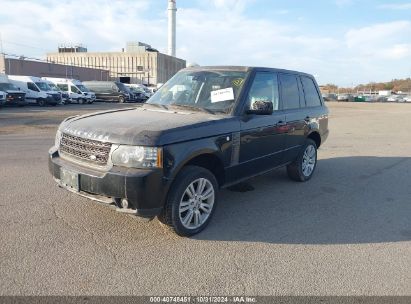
[235,72,287,180]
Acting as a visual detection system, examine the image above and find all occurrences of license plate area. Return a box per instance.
[60,168,79,192]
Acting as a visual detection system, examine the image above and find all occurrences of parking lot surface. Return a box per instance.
[0,102,410,295]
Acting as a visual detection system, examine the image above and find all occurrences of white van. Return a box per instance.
[43,80,69,105]
[43,78,95,104]
[0,74,27,106]
[8,75,60,106]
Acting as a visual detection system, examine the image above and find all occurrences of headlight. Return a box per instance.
[111,146,162,168]
[55,130,62,149]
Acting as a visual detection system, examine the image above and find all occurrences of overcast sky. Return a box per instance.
[0,0,411,86]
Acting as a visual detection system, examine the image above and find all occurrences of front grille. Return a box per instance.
[60,133,112,166]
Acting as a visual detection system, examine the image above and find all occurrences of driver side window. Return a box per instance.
[27,82,39,92]
[247,72,279,111]
[71,85,80,94]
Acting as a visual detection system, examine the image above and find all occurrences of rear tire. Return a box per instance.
[287,139,317,182]
[79,98,85,104]
[159,166,218,237]
[118,96,125,103]
[37,99,46,107]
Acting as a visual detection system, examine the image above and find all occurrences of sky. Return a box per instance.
[0,0,410,86]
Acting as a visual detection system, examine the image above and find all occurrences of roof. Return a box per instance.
[182,65,314,78]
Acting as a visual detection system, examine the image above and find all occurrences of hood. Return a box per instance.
[5,90,24,94]
[60,106,239,146]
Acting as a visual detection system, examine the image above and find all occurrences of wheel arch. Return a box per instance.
[307,131,321,148]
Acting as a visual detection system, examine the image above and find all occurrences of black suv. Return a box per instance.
[49,66,329,236]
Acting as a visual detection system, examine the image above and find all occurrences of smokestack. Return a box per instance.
[168,0,177,57]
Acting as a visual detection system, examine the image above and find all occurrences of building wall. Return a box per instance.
[46,51,186,85]
[0,54,109,81]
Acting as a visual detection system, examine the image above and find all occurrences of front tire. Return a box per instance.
[159,166,218,237]
[118,96,125,103]
[287,139,317,182]
[37,99,46,107]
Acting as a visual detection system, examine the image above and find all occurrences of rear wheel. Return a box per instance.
[159,166,218,237]
[118,96,125,103]
[78,98,85,104]
[287,139,317,182]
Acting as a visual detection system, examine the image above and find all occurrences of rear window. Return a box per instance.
[301,76,322,107]
[279,74,300,110]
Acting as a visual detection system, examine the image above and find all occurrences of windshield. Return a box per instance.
[116,82,129,93]
[35,82,51,91]
[148,70,246,113]
[76,84,90,92]
[0,83,19,91]
[130,87,144,93]
[48,83,60,92]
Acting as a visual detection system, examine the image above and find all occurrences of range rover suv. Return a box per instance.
[49,66,329,236]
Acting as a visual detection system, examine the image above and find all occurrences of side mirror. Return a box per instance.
[246,100,273,115]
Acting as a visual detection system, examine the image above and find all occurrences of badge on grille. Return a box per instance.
[89,155,97,161]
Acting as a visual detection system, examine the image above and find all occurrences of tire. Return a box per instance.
[287,138,317,182]
[88,100,94,104]
[159,166,218,237]
[38,99,46,107]
[118,96,125,103]
[79,98,85,104]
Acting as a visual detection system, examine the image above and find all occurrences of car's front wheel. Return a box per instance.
[159,166,218,236]
[287,138,317,182]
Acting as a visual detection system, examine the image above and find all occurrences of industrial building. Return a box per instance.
[0,54,109,81]
[46,42,186,85]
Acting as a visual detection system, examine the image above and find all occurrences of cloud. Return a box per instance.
[345,21,411,60]
[0,0,410,86]
[378,3,411,10]
[335,0,354,8]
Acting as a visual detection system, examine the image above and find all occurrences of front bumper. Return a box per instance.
[48,147,167,218]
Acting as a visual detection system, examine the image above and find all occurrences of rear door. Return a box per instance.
[279,73,306,163]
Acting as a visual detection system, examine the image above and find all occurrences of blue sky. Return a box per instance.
[0,0,411,86]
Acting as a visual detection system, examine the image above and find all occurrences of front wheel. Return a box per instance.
[118,96,125,103]
[37,99,46,107]
[159,166,218,236]
[287,139,317,182]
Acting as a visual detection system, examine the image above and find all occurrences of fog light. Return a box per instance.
[121,198,129,209]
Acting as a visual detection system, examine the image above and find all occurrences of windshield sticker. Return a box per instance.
[232,78,244,87]
[210,87,234,103]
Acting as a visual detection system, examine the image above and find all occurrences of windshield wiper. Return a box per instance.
[170,104,215,115]
[145,103,169,110]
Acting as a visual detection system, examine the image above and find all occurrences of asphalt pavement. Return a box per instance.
[0,102,410,296]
